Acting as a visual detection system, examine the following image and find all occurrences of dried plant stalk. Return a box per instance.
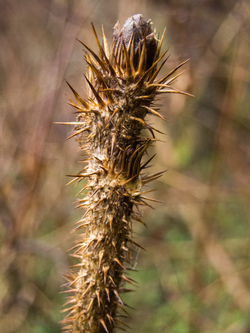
[61,14,188,333]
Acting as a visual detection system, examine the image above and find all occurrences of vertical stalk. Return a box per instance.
[61,14,189,333]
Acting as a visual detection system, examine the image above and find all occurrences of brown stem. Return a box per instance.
[62,14,187,333]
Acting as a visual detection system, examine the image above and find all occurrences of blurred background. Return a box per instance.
[0,0,250,332]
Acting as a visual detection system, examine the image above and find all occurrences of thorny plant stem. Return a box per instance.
[61,14,189,333]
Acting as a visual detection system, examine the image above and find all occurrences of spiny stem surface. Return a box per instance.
[62,14,187,333]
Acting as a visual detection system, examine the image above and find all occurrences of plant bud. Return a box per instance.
[113,14,158,70]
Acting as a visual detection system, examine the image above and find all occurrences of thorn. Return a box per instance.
[106,314,114,324]
[122,217,129,225]
[142,170,167,185]
[113,258,126,269]
[91,23,103,59]
[104,108,119,129]
[127,239,146,251]
[155,27,166,60]
[136,39,147,74]
[103,264,109,285]
[99,319,109,333]
[148,54,170,84]
[63,298,76,306]
[91,24,116,76]
[96,289,101,307]
[128,35,136,75]
[116,318,131,329]
[140,154,156,171]
[105,287,110,302]
[121,274,138,287]
[119,288,134,293]
[156,88,194,97]
[130,116,146,126]
[99,250,105,268]
[135,95,153,100]
[66,127,90,140]
[66,81,89,109]
[116,303,129,315]
[135,50,168,87]
[102,25,110,58]
[86,298,94,312]
[122,41,132,76]
[143,105,166,121]
[157,58,190,85]
[114,289,123,304]
[61,304,76,313]
[66,177,79,186]
[120,174,138,186]
[133,213,147,227]
[81,281,95,297]
[77,38,108,73]
[95,235,104,248]
[109,216,113,231]
[84,75,106,107]
[163,69,186,86]
[110,133,117,158]
[112,240,117,250]
[85,55,109,88]
[140,195,163,203]
[108,275,116,287]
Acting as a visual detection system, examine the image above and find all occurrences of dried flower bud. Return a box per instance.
[113,14,158,70]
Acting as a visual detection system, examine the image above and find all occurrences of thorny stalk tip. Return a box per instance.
[61,13,189,333]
